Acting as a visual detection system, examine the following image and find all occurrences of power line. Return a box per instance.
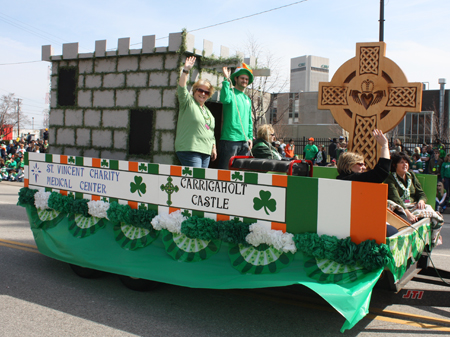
[0,60,41,66]
[188,0,308,34]
[0,11,70,44]
[136,0,309,46]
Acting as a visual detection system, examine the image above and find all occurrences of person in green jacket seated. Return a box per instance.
[252,124,281,160]
[385,152,427,223]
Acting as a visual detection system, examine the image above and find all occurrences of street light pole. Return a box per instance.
[379,0,385,42]
[439,78,447,140]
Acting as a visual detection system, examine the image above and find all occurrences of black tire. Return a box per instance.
[70,264,105,279]
[118,275,160,291]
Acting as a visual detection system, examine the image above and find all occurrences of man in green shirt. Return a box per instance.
[218,64,253,169]
[303,138,319,162]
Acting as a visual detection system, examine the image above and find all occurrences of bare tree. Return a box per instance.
[0,93,16,138]
[43,108,50,129]
[238,34,289,135]
[0,93,30,138]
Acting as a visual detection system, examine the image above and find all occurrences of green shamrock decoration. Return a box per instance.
[68,156,75,164]
[138,203,148,210]
[181,209,191,217]
[68,192,74,198]
[130,176,147,197]
[101,159,109,167]
[138,163,147,172]
[253,190,277,215]
[182,167,193,176]
[101,197,109,202]
[232,172,243,181]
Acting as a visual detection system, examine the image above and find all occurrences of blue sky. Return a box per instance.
[0,0,449,129]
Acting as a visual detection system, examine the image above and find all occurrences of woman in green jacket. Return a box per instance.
[385,152,427,223]
[252,124,281,160]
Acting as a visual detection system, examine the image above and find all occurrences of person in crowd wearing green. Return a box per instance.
[175,56,216,168]
[441,154,450,195]
[420,145,431,174]
[303,137,319,162]
[410,153,424,173]
[218,64,254,169]
[429,148,443,181]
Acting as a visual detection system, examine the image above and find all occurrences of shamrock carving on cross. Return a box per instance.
[318,42,422,169]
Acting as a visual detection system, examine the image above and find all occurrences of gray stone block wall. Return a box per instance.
[47,34,245,163]
[84,109,101,127]
[76,128,91,146]
[65,110,83,126]
[102,110,129,128]
[92,129,112,148]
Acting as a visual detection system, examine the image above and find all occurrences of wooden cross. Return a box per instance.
[318,42,422,169]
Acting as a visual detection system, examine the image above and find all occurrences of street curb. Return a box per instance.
[0,181,24,187]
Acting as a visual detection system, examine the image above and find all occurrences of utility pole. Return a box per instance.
[439,78,446,140]
[379,0,385,42]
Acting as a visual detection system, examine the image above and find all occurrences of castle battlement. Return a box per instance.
[42,32,250,65]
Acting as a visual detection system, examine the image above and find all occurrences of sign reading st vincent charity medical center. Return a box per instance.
[25,153,286,223]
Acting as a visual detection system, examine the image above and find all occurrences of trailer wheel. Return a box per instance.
[70,264,104,279]
[118,275,160,291]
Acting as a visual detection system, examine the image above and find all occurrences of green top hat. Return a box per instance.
[230,63,254,85]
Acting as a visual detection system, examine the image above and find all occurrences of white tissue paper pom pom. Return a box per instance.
[87,200,110,219]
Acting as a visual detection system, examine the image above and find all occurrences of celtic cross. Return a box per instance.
[160,176,179,206]
[318,42,422,169]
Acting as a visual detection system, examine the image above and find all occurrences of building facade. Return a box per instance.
[290,55,329,92]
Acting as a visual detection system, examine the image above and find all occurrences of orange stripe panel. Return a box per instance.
[128,201,138,209]
[271,222,286,232]
[169,207,180,213]
[350,182,387,245]
[91,195,100,201]
[92,158,101,168]
[60,155,68,164]
[217,214,230,221]
[60,190,67,196]
[218,170,230,181]
[170,166,182,177]
[129,162,138,172]
[24,179,29,187]
[272,174,287,187]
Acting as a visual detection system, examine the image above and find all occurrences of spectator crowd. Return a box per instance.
[0,129,49,183]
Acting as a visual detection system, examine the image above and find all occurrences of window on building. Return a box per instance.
[129,109,154,156]
[57,67,78,107]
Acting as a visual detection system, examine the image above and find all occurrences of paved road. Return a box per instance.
[1,182,450,336]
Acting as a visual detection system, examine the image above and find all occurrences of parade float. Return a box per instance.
[18,33,443,332]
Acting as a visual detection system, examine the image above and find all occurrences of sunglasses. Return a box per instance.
[270,133,275,136]
[197,88,210,96]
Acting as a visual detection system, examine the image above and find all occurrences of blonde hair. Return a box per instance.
[337,152,364,175]
[192,79,215,98]
[256,124,274,142]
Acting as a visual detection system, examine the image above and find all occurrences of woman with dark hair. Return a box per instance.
[385,152,427,223]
